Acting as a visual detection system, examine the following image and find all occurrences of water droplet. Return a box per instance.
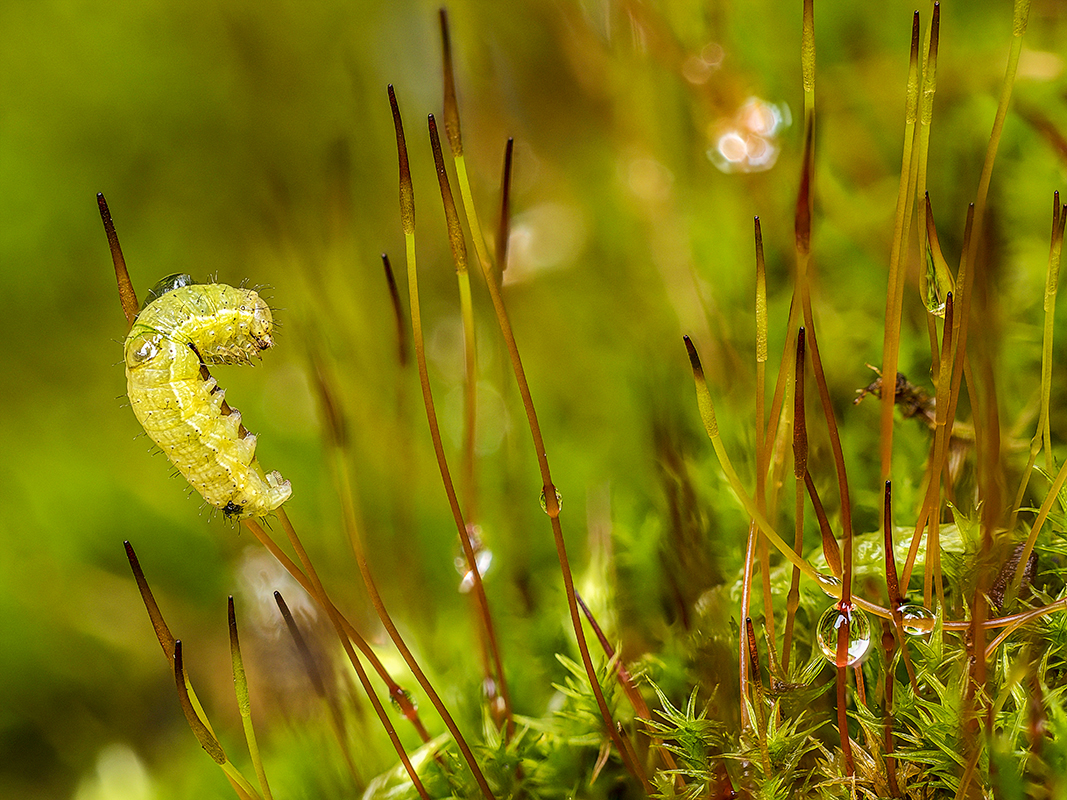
[816,605,873,667]
[540,488,562,516]
[898,603,936,636]
[455,548,493,593]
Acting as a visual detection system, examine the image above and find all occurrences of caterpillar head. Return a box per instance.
[245,292,274,352]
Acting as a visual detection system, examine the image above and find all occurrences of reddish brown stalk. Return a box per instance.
[904,206,975,589]
[125,553,259,800]
[575,592,682,780]
[428,111,478,525]
[878,11,922,488]
[393,102,511,741]
[450,115,651,798]
[97,192,139,328]
[782,328,807,671]
[943,201,976,472]
[804,472,841,576]
[381,254,409,367]
[760,296,801,519]
[883,482,918,691]
[285,492,492,800]
[274,591,363,789]
[124,541,177,660]
[795,116,855,610]
[576,593,647,719]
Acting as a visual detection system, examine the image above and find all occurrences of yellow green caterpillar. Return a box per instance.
[124,276,291,519]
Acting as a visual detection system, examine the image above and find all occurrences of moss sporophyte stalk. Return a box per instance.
[103,2,1067,798]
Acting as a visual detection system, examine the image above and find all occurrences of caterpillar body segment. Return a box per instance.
[124,281,291,519]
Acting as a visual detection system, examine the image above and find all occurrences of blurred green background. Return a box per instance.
[2,0,1065,797]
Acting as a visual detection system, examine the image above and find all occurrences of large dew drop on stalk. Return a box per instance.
[816,605,873,667]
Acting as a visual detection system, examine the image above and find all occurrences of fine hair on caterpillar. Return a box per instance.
[124,275,292,519]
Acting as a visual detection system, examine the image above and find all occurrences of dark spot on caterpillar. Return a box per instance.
[223,501,244,519]
[142,273,198,309]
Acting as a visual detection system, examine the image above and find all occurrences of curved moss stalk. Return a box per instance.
[387,85,499,800]
[429,24,651,790]
[878,11,922,489]
[916,4,943,360]
[426,112,514,737]
[1009,197,1065,534]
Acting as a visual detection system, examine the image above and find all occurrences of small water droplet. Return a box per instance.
[540,488,562,516]
[816,605,873,667]
[898,603,936,636]
[455,548,493,593]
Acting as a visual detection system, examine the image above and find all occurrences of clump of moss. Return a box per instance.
[106,2,1067,798]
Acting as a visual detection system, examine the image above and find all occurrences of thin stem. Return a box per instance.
[1009,196,1065,532]
[1011,453,1067,598]
[985,598,1067,659]
[430,94,652,795]
[394,89,512,749]
[916,3,942,337]
[124,542,221,742]
[228,598,274,800]
[383,86,498,799]
[782,327,807,671]
[739,520,758,730]
[882,622,901,798]
[835,621,854,777]
[879,11,922,489]
[684,337,1050,634]
[753,217,777,665]
[804,472,840,576]
[576,594,683,778]
[793,107,857,611]
[427,114,480,525]
[381,254,410,367]
[496,138,515,286]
